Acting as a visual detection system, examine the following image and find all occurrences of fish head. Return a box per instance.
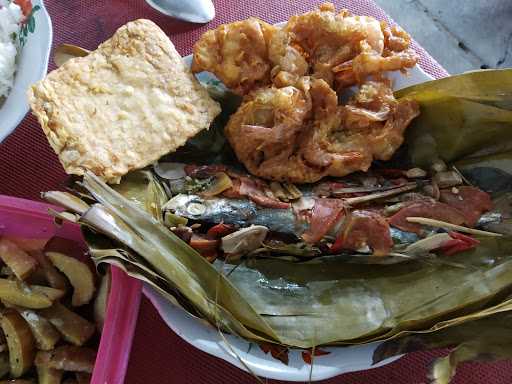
[163,194,208,219]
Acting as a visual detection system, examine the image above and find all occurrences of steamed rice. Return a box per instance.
[0,0,22,99]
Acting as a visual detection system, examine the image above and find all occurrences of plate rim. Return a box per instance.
[0,0,53,143]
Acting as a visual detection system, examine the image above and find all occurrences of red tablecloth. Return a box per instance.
[0,0,510,383]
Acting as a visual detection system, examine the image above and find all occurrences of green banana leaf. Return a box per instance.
[396,69,512,168]
[49,172,512,348]
[112,170,168,222]
[45,69,512,351]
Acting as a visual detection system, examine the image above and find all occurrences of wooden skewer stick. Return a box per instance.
[344,183,417,205]
[406,217,503,237]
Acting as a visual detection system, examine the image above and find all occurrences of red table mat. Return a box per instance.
[1,0,510,383]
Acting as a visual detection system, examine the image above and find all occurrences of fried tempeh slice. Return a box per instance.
[46,253,95,307]
[38,303,95,346]
[0,310,35,378]
[0,239,37,281]
[35,346,96,373]
[28,19,221,183]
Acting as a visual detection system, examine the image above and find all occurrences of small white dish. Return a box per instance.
[147,28,435,382]
[0,0,52,143]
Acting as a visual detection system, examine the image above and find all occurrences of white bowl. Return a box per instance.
[145,51,435,381]
[0,0,52,143]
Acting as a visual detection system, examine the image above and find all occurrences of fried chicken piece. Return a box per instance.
[191,18,277,94]
[225,78,419,183]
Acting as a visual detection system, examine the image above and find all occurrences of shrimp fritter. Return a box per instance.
[195,3,421,183]
[191,18,277,94]
[225,79,420,183]
[269,5,383,87]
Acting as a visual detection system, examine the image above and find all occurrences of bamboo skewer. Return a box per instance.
[406,217,503,237]
[344,183,417,205]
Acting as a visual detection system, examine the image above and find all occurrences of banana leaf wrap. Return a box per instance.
[45,70,512,355]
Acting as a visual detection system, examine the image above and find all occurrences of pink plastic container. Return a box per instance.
[0,195,142,384]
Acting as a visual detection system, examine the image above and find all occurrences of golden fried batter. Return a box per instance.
[333,21,419,89]
[225,79,419,183]
[191,18,277,94]
[195,3,421,183]
[269,8,362,86]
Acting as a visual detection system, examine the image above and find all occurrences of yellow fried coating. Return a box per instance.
[29,19,221,183]
[192,18,277,95]
[225,78,419,183]
[197,2,421,183]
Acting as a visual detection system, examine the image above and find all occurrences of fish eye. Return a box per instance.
[187,202,207,216]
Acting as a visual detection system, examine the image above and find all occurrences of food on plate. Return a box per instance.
[30,252,68,291]
[46,253,94,307]
[0,239,37,280]
[0,0,22,102]
[28,19,221,183]
[1,310,35,377]
[0,279,58,309]
[35,346,96,373]
[38,303,95,347]
[192,2,418,92]
[93,270,110,331]
[28,1,512,380]
[0,237,101,382]
[36,364,63,384]
[192,18,277,94]
[193,3,420,183]
[159,161,495,260]
[225,77,419,182]
[18,309,60,351]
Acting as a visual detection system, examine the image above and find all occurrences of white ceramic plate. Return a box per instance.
[0,0,52,143]
[146,51,434,380]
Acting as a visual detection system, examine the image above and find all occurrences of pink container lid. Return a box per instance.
[0,195,142,384]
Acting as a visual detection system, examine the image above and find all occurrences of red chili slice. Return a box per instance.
[448,231,480,246]
[189,235,219,253]
[439,240,473,256]
[206,223,235,239]
[14,0,32,16]
[437,232,480,256]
